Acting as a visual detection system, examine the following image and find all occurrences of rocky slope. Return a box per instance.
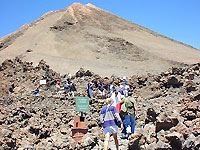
[0,58,199,149]
[1,3,200,76]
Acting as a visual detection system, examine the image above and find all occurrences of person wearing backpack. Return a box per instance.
[100,98,123,150]
[120,93,137,137]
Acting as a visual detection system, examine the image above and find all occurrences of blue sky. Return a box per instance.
[0,0,200,49]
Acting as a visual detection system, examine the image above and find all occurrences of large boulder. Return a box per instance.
[156,113,179,132]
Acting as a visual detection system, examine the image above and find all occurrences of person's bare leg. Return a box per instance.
[113,133,119,150]
[104,133,110,150]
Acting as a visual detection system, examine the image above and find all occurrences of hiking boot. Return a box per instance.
[121,133,127,139]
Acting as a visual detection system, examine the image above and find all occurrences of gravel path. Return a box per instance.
[107,131,129,150]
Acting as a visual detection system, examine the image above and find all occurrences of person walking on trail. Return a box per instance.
[67,74,72,84]
[9,83,15,96]
[118,85,125,96]
[56,80,60,92]
[64,83,71,97]
[87,79,93,98]
[107,82,115,97]
[98,80,105,99]
[70,83,76,97]
[111,91,121,112]
[123,83,130,97]
[123,76,128,85]
[120,93,137,138]
[33,85,41,96]
[100,98,123,150]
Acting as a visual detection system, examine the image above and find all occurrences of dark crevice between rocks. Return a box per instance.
[22,113,32,120]
[6,139,16,149]
[64,21,74,25]
[156,118,179,133]
[26,49,33,53]
[39,130,50,139]
[128,136,142,150]
[166,136,182,150]
[194,94,200,101]
[29,127,40,136]
[145,108,159,124]
[86,137,98,149]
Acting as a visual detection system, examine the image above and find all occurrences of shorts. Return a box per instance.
[104,126,118,135]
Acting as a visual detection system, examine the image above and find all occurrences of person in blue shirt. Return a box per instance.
[33,85,41,96]
[98,80,105,98]
[87,79,93,98]
[123,76,128,85]
[70,83,76,97]
[107,82,115,97]
[118,85,125,96]
[64,83,71,97]
[123,84,130,97]
[122,76,129,96]
[100,98,123,150]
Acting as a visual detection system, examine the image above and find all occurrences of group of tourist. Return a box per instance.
[87,76,130,99]
[99,77,137,150]
[33,74,77,97]
[32,74,136,150]
[61,74,77,97]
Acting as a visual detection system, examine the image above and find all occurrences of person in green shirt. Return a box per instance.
[120,93,137,137]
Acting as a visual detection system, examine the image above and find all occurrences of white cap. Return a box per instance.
[123,76,126,80]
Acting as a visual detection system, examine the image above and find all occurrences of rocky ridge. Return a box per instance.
[0,58,200,149]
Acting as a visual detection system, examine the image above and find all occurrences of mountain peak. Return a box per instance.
[86,3,99,9]
[66,2,94,15]
[0,3,200,76]
[70,2,83,7]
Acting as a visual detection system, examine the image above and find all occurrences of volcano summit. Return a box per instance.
[0,3,200,76]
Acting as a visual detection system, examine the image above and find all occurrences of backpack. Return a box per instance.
[120,97,135,116]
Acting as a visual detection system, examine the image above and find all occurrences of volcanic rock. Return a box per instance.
[0,58,200,149]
